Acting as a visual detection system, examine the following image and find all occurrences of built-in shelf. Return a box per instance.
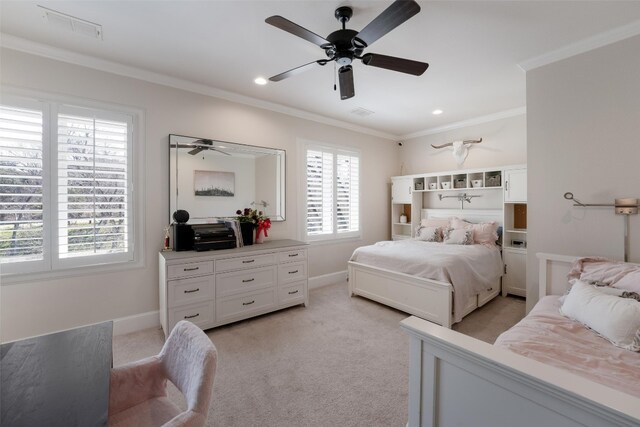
[505,229,527,234]
[413,185,502,193]
[393,223,411,226]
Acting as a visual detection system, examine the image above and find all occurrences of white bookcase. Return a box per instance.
[391,165,527,297]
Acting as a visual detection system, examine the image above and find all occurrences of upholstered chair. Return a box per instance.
[108,321,217,427]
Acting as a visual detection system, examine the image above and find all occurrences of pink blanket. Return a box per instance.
[567,257,640,292]
[495,296,640,397]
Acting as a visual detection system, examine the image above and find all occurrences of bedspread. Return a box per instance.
[349,240,503,323]
[495,296,640,397]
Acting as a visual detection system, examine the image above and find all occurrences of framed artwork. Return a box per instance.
[194,170,235,197]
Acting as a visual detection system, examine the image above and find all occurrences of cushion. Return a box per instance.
[560,280,640,351]
[450,217,499,246]
[613,269,640,293]
[420,218,450,229]
[414,226,442,242]
[443,228,473,245]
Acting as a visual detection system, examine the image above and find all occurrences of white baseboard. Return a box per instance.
[113,310,160,336]
[309,270,347,289]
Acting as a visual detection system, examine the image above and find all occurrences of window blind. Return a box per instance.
[306,149,333,236]
[0,105,44,263]
[57,112,129,258]
[336,153,359,233]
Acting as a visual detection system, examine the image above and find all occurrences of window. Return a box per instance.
[304,143,360,241]
[0,95,137,276]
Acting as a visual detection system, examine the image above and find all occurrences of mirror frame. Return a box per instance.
[169,134,286,224]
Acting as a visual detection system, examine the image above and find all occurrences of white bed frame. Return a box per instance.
[400,253,640,427]
[348,209,503,328]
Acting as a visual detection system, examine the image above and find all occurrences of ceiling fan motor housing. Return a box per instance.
[326,29,360,65]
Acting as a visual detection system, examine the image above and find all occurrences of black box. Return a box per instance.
[173,223,194,251]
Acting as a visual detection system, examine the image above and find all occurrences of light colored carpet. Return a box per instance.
[113,281,525,426]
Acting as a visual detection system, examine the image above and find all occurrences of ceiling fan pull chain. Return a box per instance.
[333,61,337,91]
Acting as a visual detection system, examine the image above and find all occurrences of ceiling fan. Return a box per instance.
[175,139,231,156]
[265,0,429,100]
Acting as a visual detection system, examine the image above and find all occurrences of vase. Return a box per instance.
[239,222,254,246]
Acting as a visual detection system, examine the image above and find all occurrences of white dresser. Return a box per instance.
[159,239,308,337]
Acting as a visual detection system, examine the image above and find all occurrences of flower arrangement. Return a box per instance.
[235,208,262,227]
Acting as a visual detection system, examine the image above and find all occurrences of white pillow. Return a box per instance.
[560,280,640,351]
[414,226,442,242]
[443,228,473,245]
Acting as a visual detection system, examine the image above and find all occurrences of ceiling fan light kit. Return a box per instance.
[265,0,429,100]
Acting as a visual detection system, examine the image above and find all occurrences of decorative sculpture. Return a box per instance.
[431,138,483,166]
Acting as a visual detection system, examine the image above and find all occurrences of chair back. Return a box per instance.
[160,321,217,415]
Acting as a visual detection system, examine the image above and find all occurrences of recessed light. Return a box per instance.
[254,77,267,85]
[432,109,443,115]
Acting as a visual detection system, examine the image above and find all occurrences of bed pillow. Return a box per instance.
[450,217,499,246]
[612,269,640,293]
[443,228,473,245]
[420,218,450,229]
[559,280,640,351]
[414,226,443,242]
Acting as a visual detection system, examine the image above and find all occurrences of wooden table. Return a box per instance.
[1,322,113,427]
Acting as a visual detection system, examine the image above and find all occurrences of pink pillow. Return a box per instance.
[450,217,498,246]
[612,269,640,293]
[421,218,450,229]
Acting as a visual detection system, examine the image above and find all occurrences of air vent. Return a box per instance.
[39,5,103,40]
[350,107,375,117]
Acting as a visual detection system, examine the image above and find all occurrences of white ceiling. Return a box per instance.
[2,1,640,137]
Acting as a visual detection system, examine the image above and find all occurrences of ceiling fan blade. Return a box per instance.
[338,66,355,100]
[361,53,428,76]
[269,60,329,82]
[265,15,329,47]
[354,0,420,48]
[188,147,204,156]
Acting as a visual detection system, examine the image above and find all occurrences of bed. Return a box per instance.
[400,253,640,427]
[348,209,503,327]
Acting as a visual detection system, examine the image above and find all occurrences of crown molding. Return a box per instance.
[518,19,640,71]
[400,107,526,141]
[0,33,397,140]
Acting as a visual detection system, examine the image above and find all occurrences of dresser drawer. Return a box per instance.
[278,261,307,284]
[216,253,276,272]
[169,300,215,331]
[167,261,214,280]
[216,289,276,322]
[216,266,276,298]
[278,281,306,305]
[167,275,214,308]
[278,249,307,263]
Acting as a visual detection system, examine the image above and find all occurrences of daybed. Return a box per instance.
[348,209,503,327]
[400,253,640,427]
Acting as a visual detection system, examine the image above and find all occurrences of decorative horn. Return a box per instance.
[430,142,453,149]
[463,138,483,145]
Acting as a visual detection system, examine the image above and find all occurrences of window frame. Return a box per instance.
[300,139,361,243]
[0,88,145,284]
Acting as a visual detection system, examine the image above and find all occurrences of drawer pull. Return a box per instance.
[288,253,299,257]
[288,290,299,295]
[184,313,199,319]
[242,278,255,283]
[242,259,255,264]
[183,267,199,272]
[242,300,255,306]
[288,270,299,274]
[487,287,493,292]
[184,288,200,294]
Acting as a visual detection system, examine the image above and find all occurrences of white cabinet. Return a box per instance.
[504,168,527,203]
[391,177,413,204]
[159,240,308,337]
[502,248,527,297]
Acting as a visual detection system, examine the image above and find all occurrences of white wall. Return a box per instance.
[526,35,640,312]
[0,48,398,341]
[399,114,527,175]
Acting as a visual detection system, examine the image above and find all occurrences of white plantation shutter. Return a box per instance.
[0,94,138,278]
[306,150,333,236]
[305,144,360,241]
[0,104,45,264]
[57,108,132,262]
[336,153,359,234]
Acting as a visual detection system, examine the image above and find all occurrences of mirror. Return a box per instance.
[169,134,285,224]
